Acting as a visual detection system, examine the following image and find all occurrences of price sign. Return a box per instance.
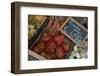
[60,17,87,46]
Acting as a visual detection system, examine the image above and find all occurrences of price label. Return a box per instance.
[60,17,87,46]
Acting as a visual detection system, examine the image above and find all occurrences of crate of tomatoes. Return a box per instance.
[28,16,74,60]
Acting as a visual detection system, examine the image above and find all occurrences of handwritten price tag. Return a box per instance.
[60,17,87,46]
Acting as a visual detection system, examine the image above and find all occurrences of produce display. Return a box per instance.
[28,15,47,39]
[28,15,88,60]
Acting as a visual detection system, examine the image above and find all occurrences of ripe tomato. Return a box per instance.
[46,41,56,53]
[42,32,51,43]
[54,35,64,45]
[55,47,65,59]
[61,43,69,52]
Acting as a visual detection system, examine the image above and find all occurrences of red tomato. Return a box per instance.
[46,47,54,54]
[46,41,56,53]
[40,51,46,58]
[37,42,45,50]
[50,32,56,37]
[31,46,41,54]
[54,35,64,45]
[61,43,69,52]
[42,33,51,43]
[45,53,53,59]
[55,47,65,59]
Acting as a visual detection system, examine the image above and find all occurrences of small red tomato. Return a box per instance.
[54,35,64,45]
[31,46,41,54]
[50,32,56,37]
[37,42,45,50]
[45,53,53,59]
[40,51,47,58]
[46,41,56,53]
[42,33,51,43]
[55,47,65,59]
[46,47,54,54]
[47,41,56,49]
[61,43,70,52]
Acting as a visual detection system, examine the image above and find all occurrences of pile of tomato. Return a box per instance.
[31,17,70,59]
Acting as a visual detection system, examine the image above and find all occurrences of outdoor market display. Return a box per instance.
[28,15,88,60]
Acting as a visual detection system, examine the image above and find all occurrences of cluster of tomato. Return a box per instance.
[31,17,70,59]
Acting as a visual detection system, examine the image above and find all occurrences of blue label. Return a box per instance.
[62,20,87,44]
